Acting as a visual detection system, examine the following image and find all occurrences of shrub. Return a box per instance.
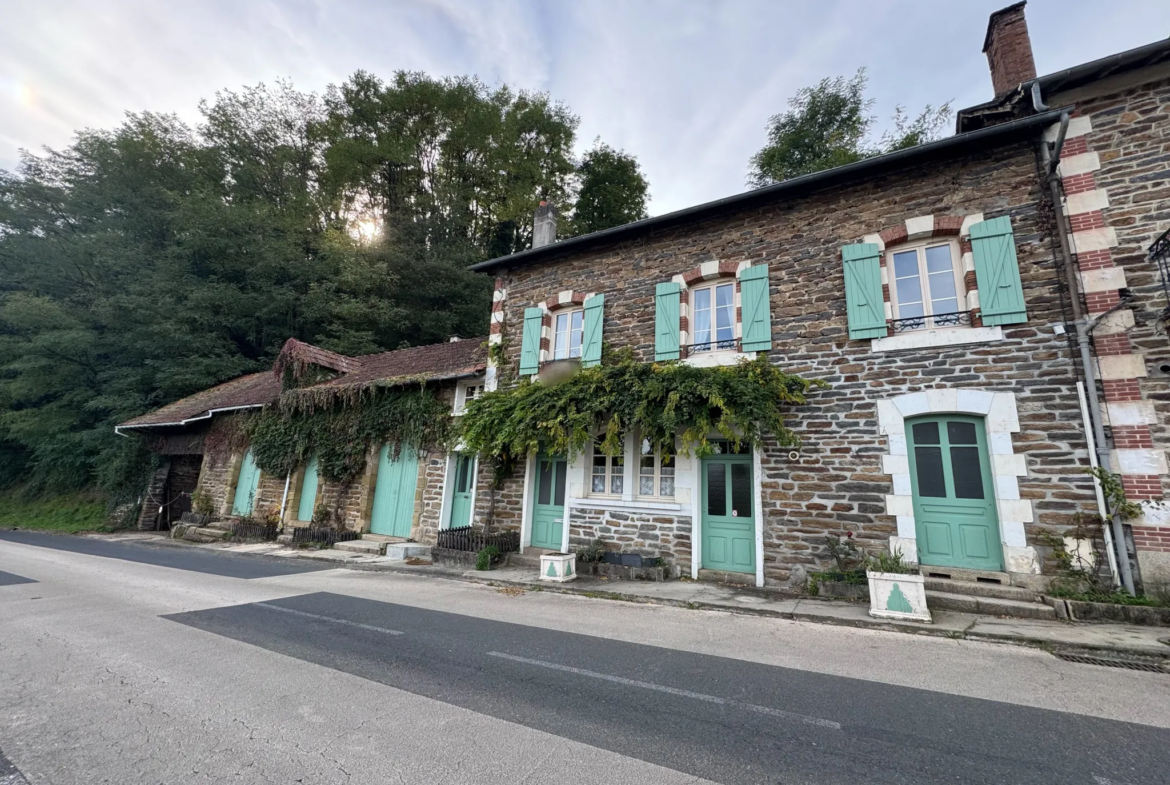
[475,545,500,571]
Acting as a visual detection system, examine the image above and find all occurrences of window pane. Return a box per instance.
[660,476,675,497]
[931,297,959,318]
[914,446,947,497]
[951,447,985,499]
[715,284,734,343]
[569,310,583,358]
[731,463,752,517]
[912,421,940,444]
[640,456,655,474]
[694,288,711,347]
[592,475,606,493]
[538,461,553,505]
[641,438,653,456]
[896,276,923,307]
[893,250,919,278]
[706,463,726,516]
[640,477,654,495]
[554,313,568,360]
[925,245,953,274]
[554,460,567,506]
[947,421,978,445]
[612,475,624,494]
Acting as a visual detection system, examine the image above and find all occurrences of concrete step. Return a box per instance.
[385,543,431,561]
[362,534,409,544]
[698,568,756,586]
[505,553,543,569]
[332,539,385,555]
[924,577,1042,603]
[925,590,1056,620]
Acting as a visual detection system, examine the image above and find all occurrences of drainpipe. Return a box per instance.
[278,472,291,522]
[1035,87,1137,594]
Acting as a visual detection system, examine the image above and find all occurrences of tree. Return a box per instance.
[748,69,951,187]
[567,141,649,236]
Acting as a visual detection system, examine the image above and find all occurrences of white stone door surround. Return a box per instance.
[876,389,1040,575]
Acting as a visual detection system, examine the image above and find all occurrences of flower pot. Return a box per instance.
[867,570,931,623]
[540,552,577,583]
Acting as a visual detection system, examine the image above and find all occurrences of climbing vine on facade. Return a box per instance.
[460,349,824,474]
[246,385,454,484]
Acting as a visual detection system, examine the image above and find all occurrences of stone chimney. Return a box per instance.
[532,200,558,249]
[983,2,1037,98]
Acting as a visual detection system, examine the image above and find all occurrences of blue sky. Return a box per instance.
[2,0,1168,215]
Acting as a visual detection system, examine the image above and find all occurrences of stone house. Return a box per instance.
[466,2,1170,592]
[117,338,487,544]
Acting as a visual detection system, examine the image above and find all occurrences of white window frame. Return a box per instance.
[454,377,485,414]
[887,239,966,330]
[551,307,584,361]
[588,437,625,498]
[689,280,737,354]
[636,436,676,501]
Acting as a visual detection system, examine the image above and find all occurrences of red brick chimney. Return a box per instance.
[983,2,1037,98]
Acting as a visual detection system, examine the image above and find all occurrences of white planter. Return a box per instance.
[539,552,577,583]
[867,570,931,623]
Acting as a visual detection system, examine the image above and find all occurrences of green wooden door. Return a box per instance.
[907,415,1003,571]
[231,448,261,516]
[530,453,567,550]
[296,454,320,522]
[446,454,475,529]
[370,444,420,537]
[701,442,755,574]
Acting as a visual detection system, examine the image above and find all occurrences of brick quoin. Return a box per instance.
[1084,290,1121,313]
[1062,173,1097,195]
[1103,379,1143,401]
[1113,425,1155,449]
[1076,249,1114,270]
[1061,136,1089,157]
[1094,333,1131,356]
[1069,211,1107,232]
[1123,474,1163,501]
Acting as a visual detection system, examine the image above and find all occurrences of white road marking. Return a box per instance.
[487,651,841,730]
[255,602,404,635]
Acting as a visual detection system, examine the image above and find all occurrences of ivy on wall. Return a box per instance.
[246,384,454,484]
[461,349,824,475]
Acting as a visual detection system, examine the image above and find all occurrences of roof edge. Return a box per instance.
[471,108,1066,274]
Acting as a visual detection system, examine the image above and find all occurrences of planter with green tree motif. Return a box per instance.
[539,552,577,583]
[867,571,931,623]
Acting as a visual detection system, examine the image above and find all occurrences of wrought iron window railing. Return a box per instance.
[889,311,973,333]
[684,337,740,354]
[1148,227,1170,316]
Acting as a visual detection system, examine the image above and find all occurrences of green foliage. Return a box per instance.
[748,69,951,186]
[575,538,607,563]
[1084,466,1143,519]
[1045,585,1166,607]
[475,545,501,571]
[824,532,863,572]
[0,493,112,533]
[865,547,917,575]
[246,386,453,485]
[567,140,649,236]
[190,489,215,517]
[460,349,823,473]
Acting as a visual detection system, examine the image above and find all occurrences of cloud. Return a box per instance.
[2,0,1168,215]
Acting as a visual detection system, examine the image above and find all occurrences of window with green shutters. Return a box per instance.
[842,243,888,340]
[969,216,1027,327]
[519,307,544,375]
[655,282,681,360]
[739,265,772,352]
[582,294,604,367]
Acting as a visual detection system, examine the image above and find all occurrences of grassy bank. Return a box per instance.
[0,494,112,533]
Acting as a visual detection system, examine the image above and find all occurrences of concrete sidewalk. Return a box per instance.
[107,532,1170,662]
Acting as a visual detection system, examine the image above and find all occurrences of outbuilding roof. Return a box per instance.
[116,338,487,432]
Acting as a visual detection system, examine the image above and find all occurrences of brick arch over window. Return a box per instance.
[671,260,752,359]
[544,290,588,312]
[862,213,985,329]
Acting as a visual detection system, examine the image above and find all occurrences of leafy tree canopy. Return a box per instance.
[567,140,649,236]
[748,69,951,187]
[0,72,650,497]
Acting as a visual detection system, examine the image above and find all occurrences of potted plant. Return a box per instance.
[866,548,930,622]
[540,552,577,583]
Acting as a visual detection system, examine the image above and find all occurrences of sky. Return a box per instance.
[2,0,1169,216]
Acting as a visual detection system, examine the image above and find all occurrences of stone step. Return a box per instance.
[332,539,386,555]
[362,534,410,544]
[385,543,431,561]
[505,553,543,569]
[698,568,756,587]
[180,526,230,544]
[924,577,1042,603]
[925,590,1056,620]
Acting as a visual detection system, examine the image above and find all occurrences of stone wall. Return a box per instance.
[1055,72,1170,584]
[487,138,1099,586]
[568,508,692,575]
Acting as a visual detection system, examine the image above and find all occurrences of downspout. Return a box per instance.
[1034,82,1136,594]
[279,472,291,522]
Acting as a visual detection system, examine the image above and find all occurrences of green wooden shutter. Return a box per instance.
[842,243,888,340]
[519,307,543,375]
[655,282,681,360]
[970,216,1027,326]
[582,294,604,367]
[739,265,772,352]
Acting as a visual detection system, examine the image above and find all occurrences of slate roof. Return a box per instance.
[117,338,487,431]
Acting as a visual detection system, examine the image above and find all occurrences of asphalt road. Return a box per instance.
[2,532,1169,784]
